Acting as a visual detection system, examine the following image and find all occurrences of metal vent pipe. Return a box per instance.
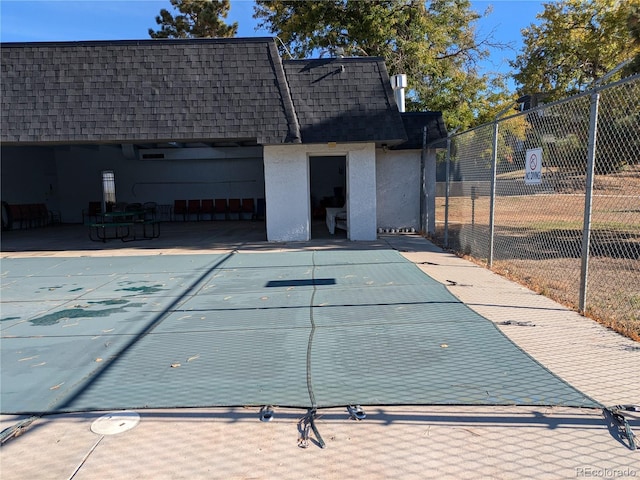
[391,74,407,112]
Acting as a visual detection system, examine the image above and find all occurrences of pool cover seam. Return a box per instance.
[306,250,318,409]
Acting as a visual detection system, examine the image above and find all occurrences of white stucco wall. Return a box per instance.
[376,149,421,230]
[376,148,437,235]
[263,143,377,242]
[263,146,311,242]
[346,144,377,241]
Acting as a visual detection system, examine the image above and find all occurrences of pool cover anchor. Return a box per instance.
[347,405,366,421]
[0,416,39,445]
[259,405,275,422]
[297,409,325,449]
[603,405,638,450]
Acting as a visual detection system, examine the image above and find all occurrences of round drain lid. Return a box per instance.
[91,411,140,435]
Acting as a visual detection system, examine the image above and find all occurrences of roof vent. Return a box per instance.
[391,74,407,113]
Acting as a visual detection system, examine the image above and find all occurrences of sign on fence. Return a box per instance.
[525,148,543,185]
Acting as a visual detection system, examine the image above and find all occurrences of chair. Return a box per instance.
[143,202,157,220]
[28,204,47,227]
[8,204,26,229]
[113,202,128,212]
[227,198,242,220]
[187,199,201,221]
[200,199,214,220]
[240,198,255,220]
[36,204,51,226]
[214,199,227,220]
[83,201,102,225]
[173,200,187,221]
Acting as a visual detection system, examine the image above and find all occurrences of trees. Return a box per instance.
[253,0,511,130]
[149,0,237,39]
[626,2,640,75]
[511,0,640,100]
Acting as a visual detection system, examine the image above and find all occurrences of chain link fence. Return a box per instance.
[433,74,640,341]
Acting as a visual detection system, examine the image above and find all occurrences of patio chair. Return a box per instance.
[113,202,128,212]
[227,198,242,220]
[143,202,157,220]
[187,199,201,221]
[241,198,255,220]
[214,198,227,220]
[200,199,214,220]
[28,204,49,227]
[82,201,102,225]
[173,199,187,221]
[7,204,27,229]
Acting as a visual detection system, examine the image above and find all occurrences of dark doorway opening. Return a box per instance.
[309,156,346,239]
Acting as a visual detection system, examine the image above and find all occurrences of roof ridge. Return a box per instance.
[282,57,388,67]
[267,41,301,144]
[0,37,276,48]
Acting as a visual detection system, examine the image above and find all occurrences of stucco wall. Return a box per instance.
[264,143,377,242]
[346,144,377,241]
[263,146,311,242]
[376,149,421,230]
[376,148,437,235]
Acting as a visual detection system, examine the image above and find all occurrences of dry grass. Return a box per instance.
[434,166,640,342]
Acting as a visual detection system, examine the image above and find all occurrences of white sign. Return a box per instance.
[525,148,543,185]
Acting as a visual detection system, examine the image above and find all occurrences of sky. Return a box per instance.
[0,0,548,90]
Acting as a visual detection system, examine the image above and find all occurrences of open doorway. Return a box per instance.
[309,155,347,239]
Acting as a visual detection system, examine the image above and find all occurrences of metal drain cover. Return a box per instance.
[91,411,140,435]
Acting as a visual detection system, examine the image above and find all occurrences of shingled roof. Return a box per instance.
[1,38,440,148]
[1,38,299,145]
[392,112,448,150]
[283,58,407,145]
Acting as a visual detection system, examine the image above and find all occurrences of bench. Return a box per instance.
[3,203,57,230]
[88,219,160,243]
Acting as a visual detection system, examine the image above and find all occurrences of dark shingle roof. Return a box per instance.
[283,58,407,145]
[1,39,446,148]
[1,38,300,145]
[392,112,448,149]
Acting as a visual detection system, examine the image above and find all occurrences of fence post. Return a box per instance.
[579,88,600,313]
[488,120,499,267]
[488,103,516,267]
[444,135,451,248]
[420,126,426,234]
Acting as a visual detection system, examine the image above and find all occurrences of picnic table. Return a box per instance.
[88,210,160,242]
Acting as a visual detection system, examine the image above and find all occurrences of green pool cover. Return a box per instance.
[0,250,599,414]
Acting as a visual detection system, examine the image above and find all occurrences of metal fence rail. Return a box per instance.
[433,74,640,340]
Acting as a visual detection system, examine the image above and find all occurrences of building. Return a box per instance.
[1,37,446,241]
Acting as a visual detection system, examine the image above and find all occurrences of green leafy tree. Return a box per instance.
[625,2,640,74]
[149,0,237,39]
[254,0,511,130]
[511,0,640,100]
